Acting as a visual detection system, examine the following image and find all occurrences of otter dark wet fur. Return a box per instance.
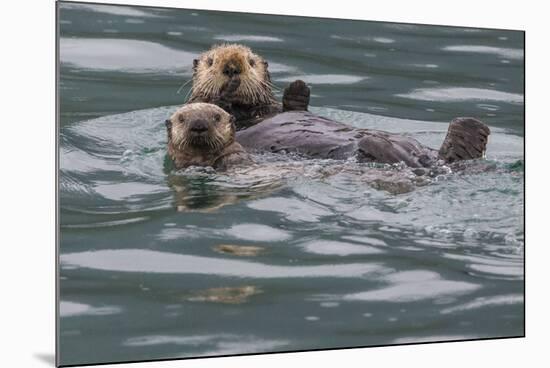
[166,103,252,170]
[186,44,490,167]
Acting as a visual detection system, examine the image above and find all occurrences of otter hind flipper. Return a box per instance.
[283,80,310,112]
[439,117,491,163]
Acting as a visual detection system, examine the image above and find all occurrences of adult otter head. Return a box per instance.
[166,103,251,170]
[188,44,277,106]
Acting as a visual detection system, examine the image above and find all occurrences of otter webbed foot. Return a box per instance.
[438,117,491,163]
[283,80,310,112]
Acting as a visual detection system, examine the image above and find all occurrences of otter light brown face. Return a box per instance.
[166,103,235,152]
[189,44,276,105]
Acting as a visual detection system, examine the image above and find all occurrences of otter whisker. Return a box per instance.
[178,138,186,151]
[207,137,215,150]
[245,79,260,104]
[185,87,195,102]
[176,78,193,95]
[241,80,252,102]
[213,134,224,151]
[258,78,280,92]
[253,84,263,103]
[189,76,218,102]
[268,82,281,92]
[247,74,275,104]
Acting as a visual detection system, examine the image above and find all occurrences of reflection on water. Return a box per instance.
[213,244,265,257]
[61,249,386,278]
[442,45,524,59]
[58,2,524,366]
[214,34,284,42]
[397,87,523,103]
[343,270,481,302]
[123,334,290,358]
[61,38,195,73]
[59,301,122,317]
[277,74,366,84]
[186,286,263,304]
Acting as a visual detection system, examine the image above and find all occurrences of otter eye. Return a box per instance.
[206,57,213,67]
[178,114,184,123]
[248,58,256,67]
[213,113,221,122]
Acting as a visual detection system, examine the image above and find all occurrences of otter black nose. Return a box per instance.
[223,62,241,77]
[190,119,209,133]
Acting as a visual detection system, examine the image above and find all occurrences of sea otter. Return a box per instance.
[187,44,490,168]
[165,102,252,170]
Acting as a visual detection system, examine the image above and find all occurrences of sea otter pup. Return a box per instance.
[187,44,490,168]
[165,103,252,170]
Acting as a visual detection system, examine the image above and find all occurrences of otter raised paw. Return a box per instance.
[438,117,491,162]
[165,103,252,170]
[283,80,310,112]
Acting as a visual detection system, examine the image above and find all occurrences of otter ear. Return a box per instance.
[193,58,199,71]
[165,119,172,139]
[262,60,269,68]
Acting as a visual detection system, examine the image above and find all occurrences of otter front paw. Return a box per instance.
[283,80,310,112]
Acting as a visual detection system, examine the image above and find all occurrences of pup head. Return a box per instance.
[166,103,236,152]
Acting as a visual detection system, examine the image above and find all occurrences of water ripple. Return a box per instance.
[277,74,365,84]
[213,34,283,42]
[343,270,480,302]
[396,87,523,104]
[60,301,122,317]
[440,294,523,314]
[300,240,384,256]
[61,249,386,278]
[247,197,332,222]
[61,3,164,18]
[60,38,195,74]
[443,45,524,60]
